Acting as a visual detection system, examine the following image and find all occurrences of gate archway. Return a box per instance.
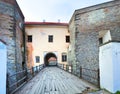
[44,52,57,66]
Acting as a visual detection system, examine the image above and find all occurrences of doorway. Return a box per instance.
[44,52,57,66]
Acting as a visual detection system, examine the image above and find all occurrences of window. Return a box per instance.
[48,35,53,42]
[99,37,103,45]
[28,35,32,42]
[62,53,67,62]
[36,56,40,63]
[66,36,70,43]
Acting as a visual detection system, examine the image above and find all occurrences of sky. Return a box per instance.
[16,0,112,23]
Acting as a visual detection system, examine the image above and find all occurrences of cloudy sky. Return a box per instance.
[16,0,112,23]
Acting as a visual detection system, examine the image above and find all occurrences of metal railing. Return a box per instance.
[57,63,100,88]
[7,64,44,94]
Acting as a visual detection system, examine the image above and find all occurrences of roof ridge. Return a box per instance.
[25,22,68,26]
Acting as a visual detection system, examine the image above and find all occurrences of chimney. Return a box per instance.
[58,19,60,23]
[43,19,45,22]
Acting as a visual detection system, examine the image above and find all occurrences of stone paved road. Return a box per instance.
[15,67,98,94]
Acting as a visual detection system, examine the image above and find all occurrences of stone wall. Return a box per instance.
[0,0,15,5]
[110,26,120,42]
[69,0,120,85]
[68,16,77,74]
[74,0,120,32]
[75,31,99,69]
[68,16,76,65]
[0,1,16,75]
[0,0,25,87]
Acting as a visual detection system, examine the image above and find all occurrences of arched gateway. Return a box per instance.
[44,52,57,66]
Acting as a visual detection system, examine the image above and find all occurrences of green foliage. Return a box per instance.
[116,91,120,94]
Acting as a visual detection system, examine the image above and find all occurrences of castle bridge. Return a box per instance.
[7,65,99,94]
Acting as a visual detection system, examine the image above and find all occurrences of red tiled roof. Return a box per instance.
[25,22,68,26]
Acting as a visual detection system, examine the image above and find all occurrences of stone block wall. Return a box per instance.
[74,0,120,32]
[75,31,99,69]
[0,0,15,5]
[0,0,25,87]
[68,16,77,74]
[110,26,120,42]
[69,0,120,86]
[0,1,16,75]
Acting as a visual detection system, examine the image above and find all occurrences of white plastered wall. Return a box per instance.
[99,42,120,93]
[0,42,7,94]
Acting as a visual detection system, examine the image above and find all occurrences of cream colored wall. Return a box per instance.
[99,30,112,44]
[26,25,69,66]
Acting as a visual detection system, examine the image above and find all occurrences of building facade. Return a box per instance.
[25,22,69,68]
[1,0,120,93]
[68,0,120,93]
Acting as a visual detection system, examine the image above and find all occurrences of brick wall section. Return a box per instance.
[0,0,25,86]
[69,0,120,85]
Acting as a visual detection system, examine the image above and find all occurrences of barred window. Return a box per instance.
[36,56,40,63]
[66,36,70,43]
[28,35,32,42]
[48,35,53,42]
[62,53,67,62]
